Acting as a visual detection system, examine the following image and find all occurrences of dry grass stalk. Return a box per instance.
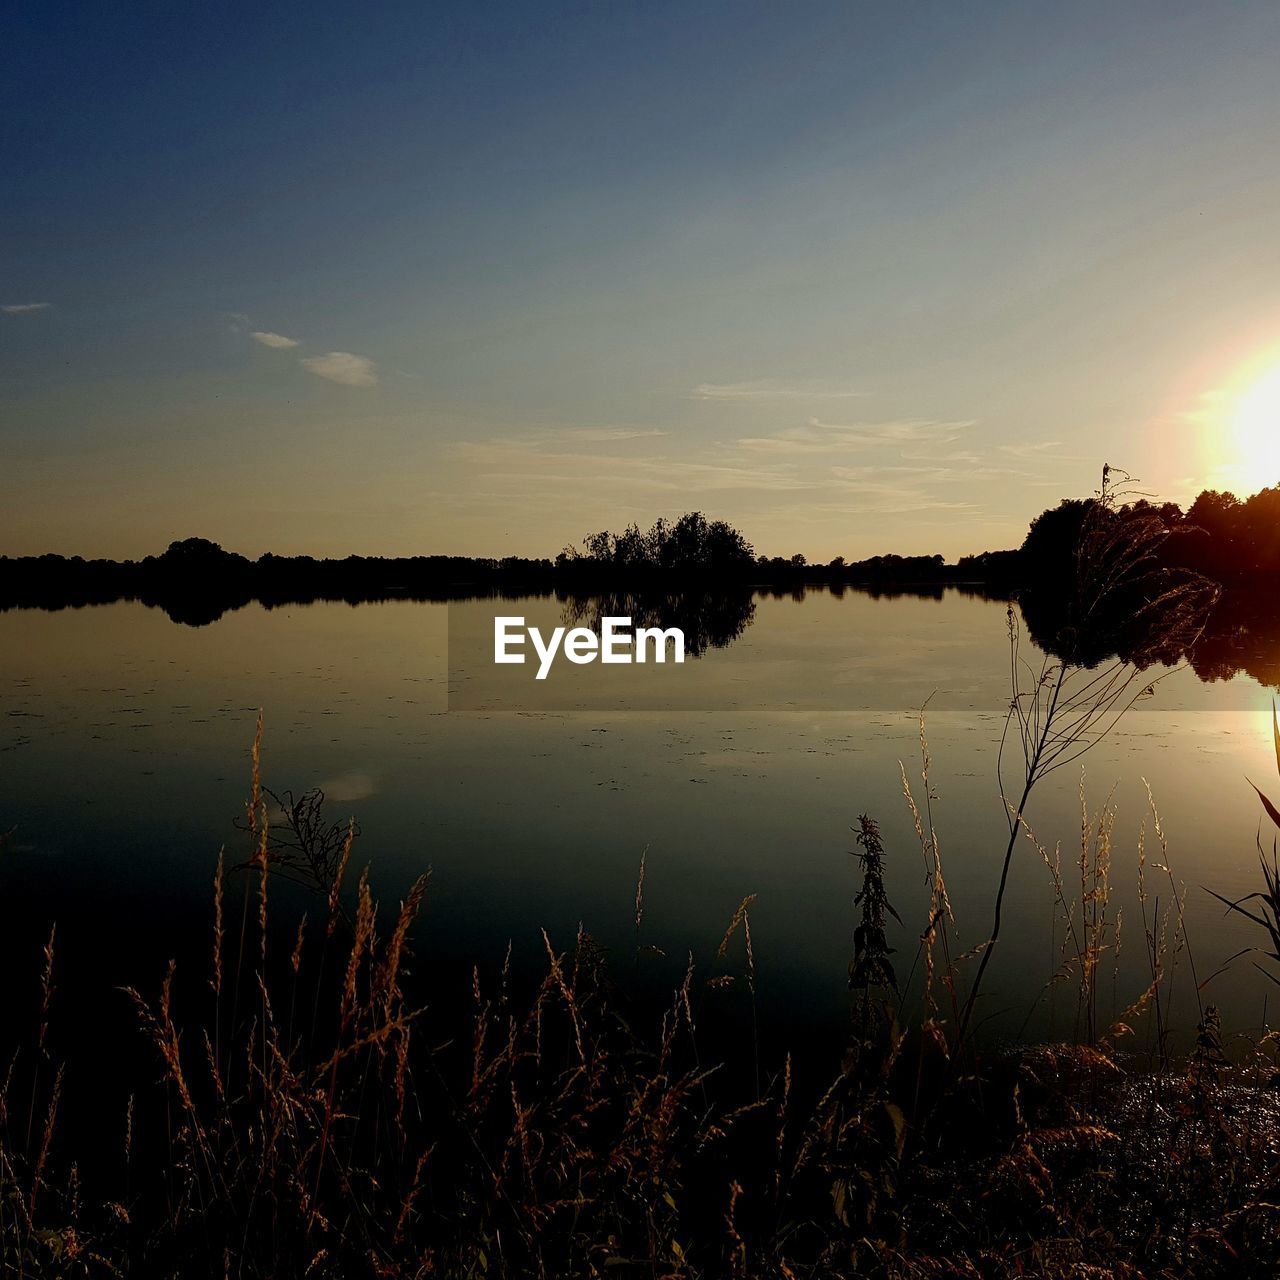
[8,707,1280,1277]
[957,467,1217,1049]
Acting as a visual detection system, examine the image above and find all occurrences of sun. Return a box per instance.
[1232,364,1280,494]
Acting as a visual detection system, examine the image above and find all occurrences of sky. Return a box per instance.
[4,0,1280,562]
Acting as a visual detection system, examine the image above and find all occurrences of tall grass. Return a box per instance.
[0,715,1278,1278]
[956,466,1218,1047]
[1,471,1275,1275]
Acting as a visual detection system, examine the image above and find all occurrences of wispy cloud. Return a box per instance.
[451,435,809,493]
[737,418,972,454]
[300,351,378,388]
[558,426,667,443]
[2,302,51,314]
[474,458,813,494]
[692,380,868,402]
[1177,388,1230,429]
[900,447,982,464]
[827,469,983,514]
[251,330,300,349]
[450,418,998,518]
[998,440,1061,457]
[832,462,1019,485]
[447,429,668,467]
[996,439,1090,463]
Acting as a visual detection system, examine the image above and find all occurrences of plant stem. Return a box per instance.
[955,668,1065,1049]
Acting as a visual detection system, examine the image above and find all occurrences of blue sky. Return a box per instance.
[5,1,1280,558]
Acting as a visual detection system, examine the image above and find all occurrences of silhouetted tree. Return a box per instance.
[1020,498,1092,583]
[572,512,755,576]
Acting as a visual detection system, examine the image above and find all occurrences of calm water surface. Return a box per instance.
[2,588,1278,1047]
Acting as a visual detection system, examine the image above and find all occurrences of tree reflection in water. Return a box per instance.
[1183,589,1280,689]
[559,588,756,659]
[1019,570,1280,690]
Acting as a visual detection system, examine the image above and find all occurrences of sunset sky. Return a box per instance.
[5,1,1280,561]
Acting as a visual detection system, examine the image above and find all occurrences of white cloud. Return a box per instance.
[998,440,1062,457]
[1177,387,1231,429]
[300,351,378,388]
[737,418,973,454]
[451,434,810,494]
[996,439,1090,463]
[455,427,666,455]
[826,470,983,514]
[251,330,300,349]
[476,459,813,494]
[831,462,1019,485]
[821,418,974,440]
[692,380,868,402]
[901,448,982,464]
[2,302,51,314]
[555,426,667,443]
[448,415,998,519]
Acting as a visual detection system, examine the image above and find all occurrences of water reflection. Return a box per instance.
[4,586,1280,1052]
[561,588,756,658]
[567,575,1280,696]
[1186,589,1280,688]
[1020,582,1280,690]
[10,565,1280,695]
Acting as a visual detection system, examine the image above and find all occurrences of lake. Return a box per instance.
[3,586,1279,1053]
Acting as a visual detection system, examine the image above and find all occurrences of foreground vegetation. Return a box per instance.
[4,714,1280,1278]
[5,470,1280,1276]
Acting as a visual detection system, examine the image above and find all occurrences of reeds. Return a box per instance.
[1018,774,1119,1045]
[956,467,1218,1048]
[4,704,1280,1276]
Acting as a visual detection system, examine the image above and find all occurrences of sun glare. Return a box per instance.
[1233,364,1280,493]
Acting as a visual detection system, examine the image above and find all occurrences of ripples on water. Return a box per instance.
[2,586,1280,1049]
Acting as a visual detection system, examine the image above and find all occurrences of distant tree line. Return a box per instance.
[0,537,562,626]
[4,485,1280,626]
[560,512,1025,587]
[1018,485,1280,583]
